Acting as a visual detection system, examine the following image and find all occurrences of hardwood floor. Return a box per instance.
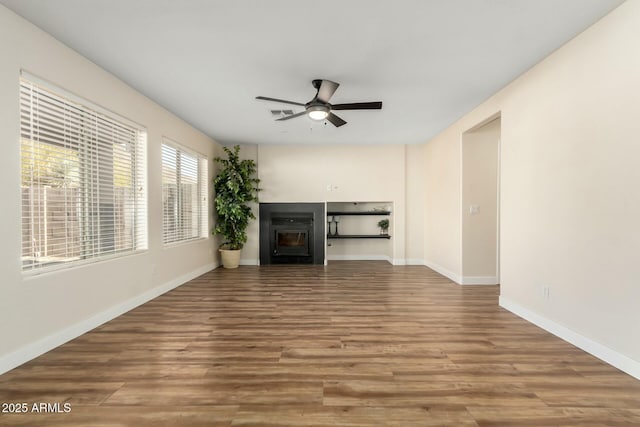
[1,261,639,426]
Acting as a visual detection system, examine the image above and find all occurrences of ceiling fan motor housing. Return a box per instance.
[306,103,330,120]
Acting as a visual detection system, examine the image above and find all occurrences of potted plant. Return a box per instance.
[213,145,260,268]
[377,218,389,235]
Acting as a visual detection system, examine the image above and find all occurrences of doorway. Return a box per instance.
[461,115,500,285]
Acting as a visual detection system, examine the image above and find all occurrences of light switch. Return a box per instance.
[469,205,480,215]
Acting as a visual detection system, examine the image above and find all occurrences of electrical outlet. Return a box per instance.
[543,285,551,300]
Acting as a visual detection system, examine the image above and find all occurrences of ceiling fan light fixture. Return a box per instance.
[307,105,329,121]
[257,79,382,128]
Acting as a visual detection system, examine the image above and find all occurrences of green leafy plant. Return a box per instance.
[377,218,389,232]
[213,145,260,250]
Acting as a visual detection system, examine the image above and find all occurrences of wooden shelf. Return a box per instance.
[327,234,391,239]
[327,211,391,216]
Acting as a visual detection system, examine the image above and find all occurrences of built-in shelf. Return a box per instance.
[326,202,393,249]
[327,211,391,216]
[327,234,391,239]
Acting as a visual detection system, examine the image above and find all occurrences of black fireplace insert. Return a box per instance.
[259,203,325,265]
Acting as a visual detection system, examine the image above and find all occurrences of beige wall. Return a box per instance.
[423,1,639,372]
[423,127,462,281]
[256,144,408,264]
[0,6,220,372]
[462,118,499,282]
[405,144,426,263]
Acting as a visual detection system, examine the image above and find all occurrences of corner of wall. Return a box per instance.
[423,259,462,284]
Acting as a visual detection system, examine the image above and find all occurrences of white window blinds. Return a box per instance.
[162,141,208,244]
[20,76,148,273]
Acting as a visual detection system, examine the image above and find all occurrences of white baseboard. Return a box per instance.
[423,259,462,284]
[404,259,426,266]
[0,263,216,376]
[239,258,259,266]
[461,276,499,285]
[499,296,640,380]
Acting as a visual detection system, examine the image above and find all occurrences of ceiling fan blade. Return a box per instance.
[275,111,307,121]
[317,80,340,103]
[326,112,347,127]
[331,101,382,110]
[256,96,305,107]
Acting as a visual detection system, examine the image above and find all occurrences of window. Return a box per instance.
[20,75,147,273]
[161,140,208,244]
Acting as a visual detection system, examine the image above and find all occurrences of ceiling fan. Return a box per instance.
[256,79,382,127]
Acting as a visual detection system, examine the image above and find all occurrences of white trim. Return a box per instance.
[460,112,502,286]
[392,258,406,266]
[499,296,640,380]
[424,259,462,284]
[0,263,216,375]
[461,276,499,285]
[496,132,502,282]
[239,258,259,266]
[327,255,392,264]
[404,259,426,266]
[459,131,465,286]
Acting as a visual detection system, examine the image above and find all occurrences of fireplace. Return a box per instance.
[259,203,325,265]
[272,215,312,257]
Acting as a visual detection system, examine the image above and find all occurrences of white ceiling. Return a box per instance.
[1,0,624,145]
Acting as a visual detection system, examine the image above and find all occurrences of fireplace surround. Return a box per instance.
[259,203,325,265]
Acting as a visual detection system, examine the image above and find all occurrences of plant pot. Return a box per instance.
[219,248,241,269]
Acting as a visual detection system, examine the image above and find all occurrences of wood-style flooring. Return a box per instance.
[1,261,639,426]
